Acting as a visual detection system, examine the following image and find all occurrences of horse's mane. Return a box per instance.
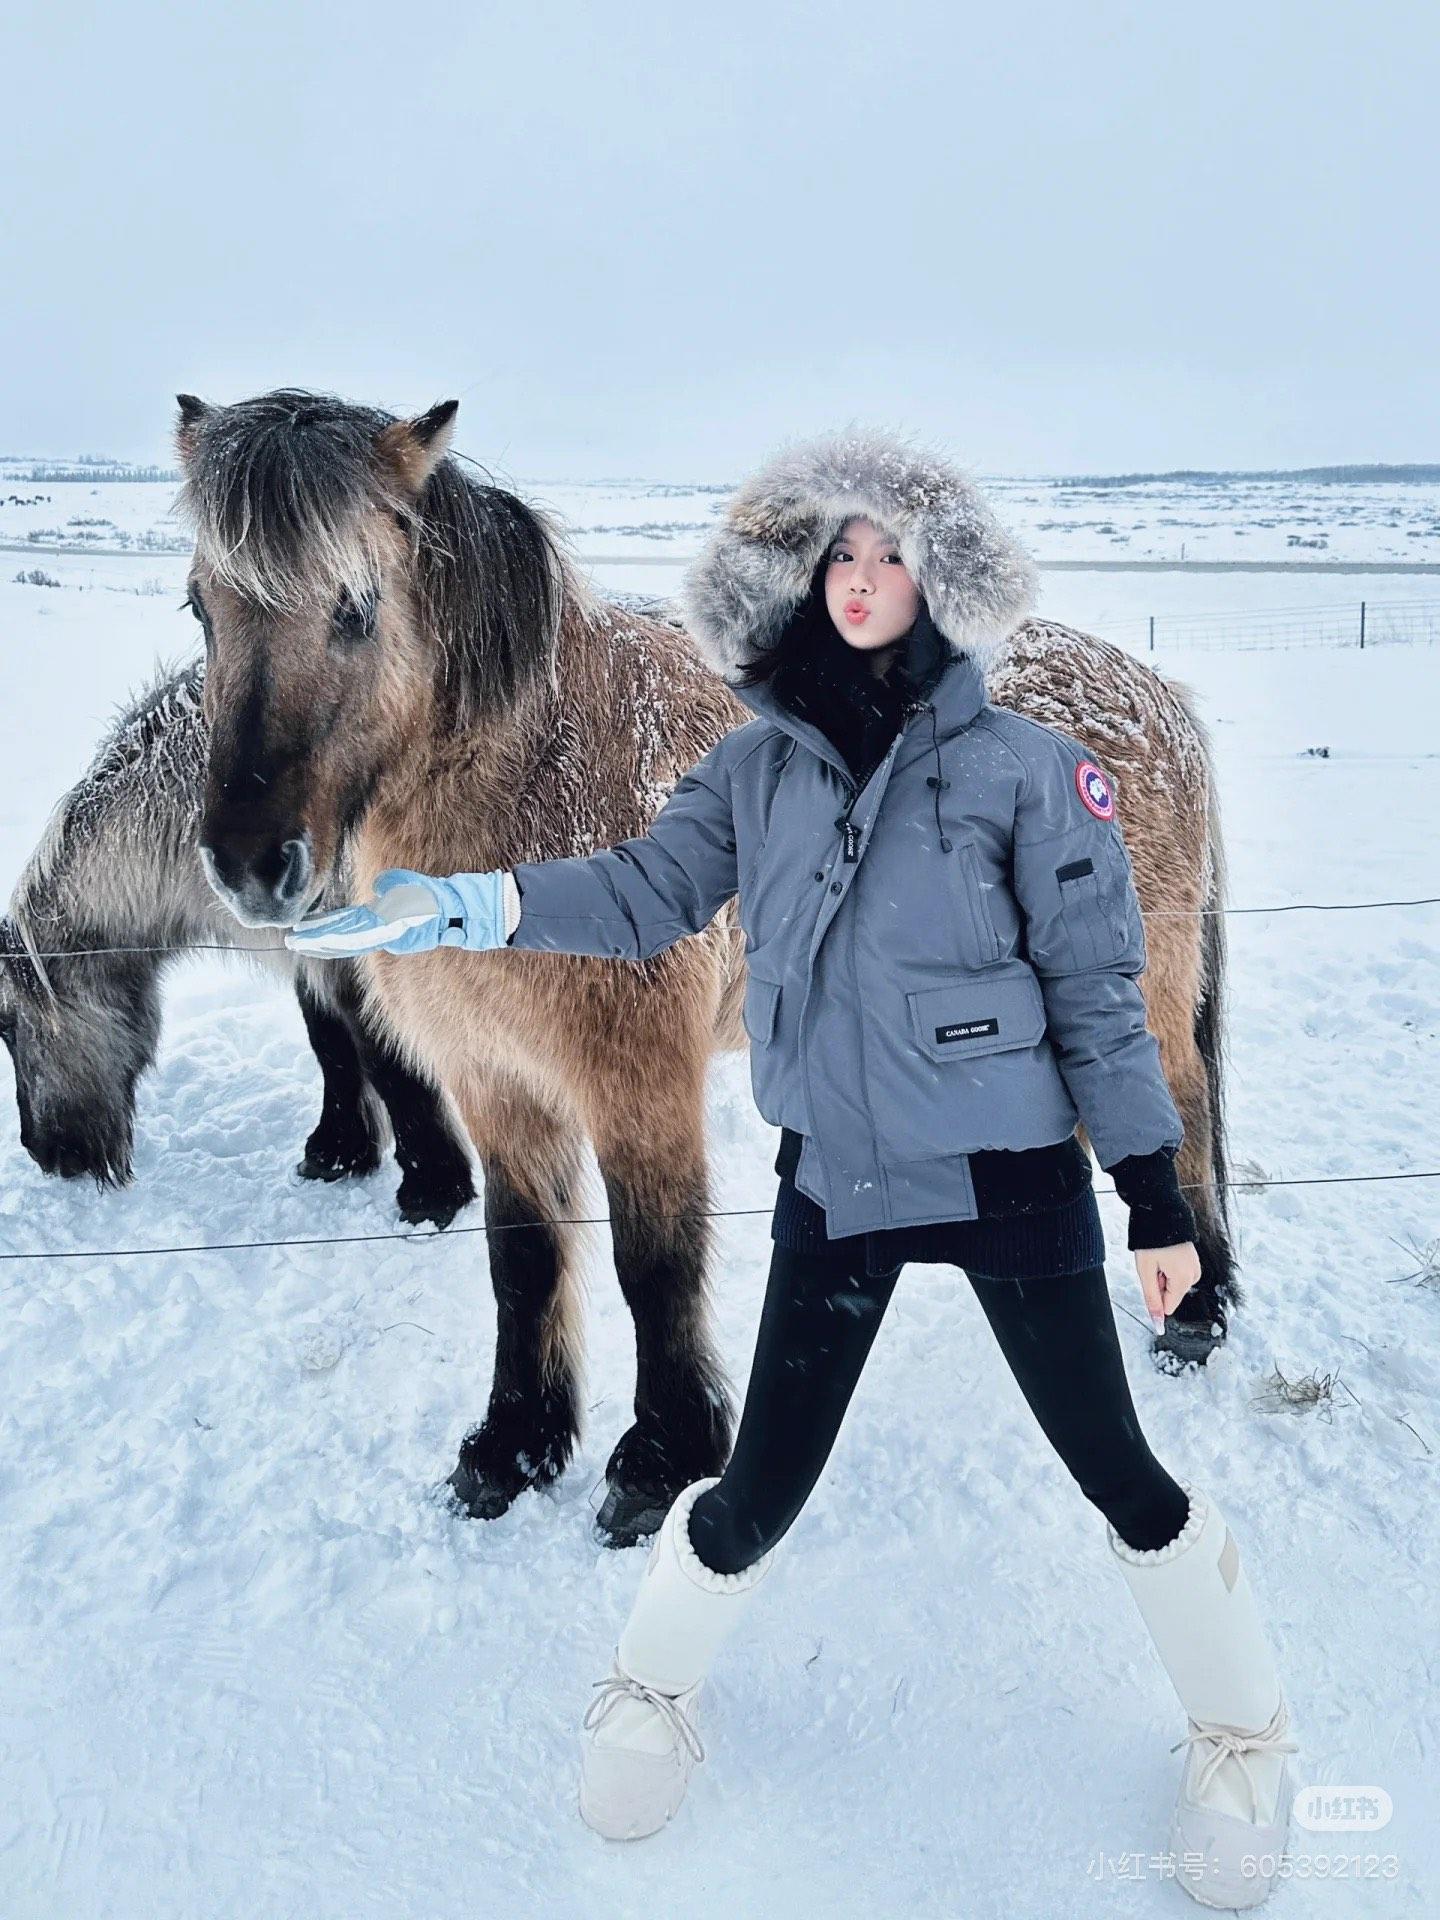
[174,387,577,726]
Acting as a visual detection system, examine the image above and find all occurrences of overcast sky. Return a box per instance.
[4,1,1436,479]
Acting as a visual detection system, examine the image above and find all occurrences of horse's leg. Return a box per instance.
[584,1053,735,1549]
[444,1075,589,1521]
[1161,1166,1239,1365]
[1142,991,1240,1369]
[292,971,386,1183]
[1154,1053,1241,1368]
[1161,869,1245,1365]
[322,962,477,1229]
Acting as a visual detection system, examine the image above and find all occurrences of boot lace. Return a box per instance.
[583,1670,706,1764]
[1170,1695,1297,1822]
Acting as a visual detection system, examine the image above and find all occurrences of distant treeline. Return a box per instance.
[1056,465,1440,488]
[7,465,183,484]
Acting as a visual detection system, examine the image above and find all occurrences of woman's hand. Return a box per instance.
[1136,1243,1201,1333]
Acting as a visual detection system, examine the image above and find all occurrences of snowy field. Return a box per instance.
[7,460,1440,570]
[1,469,1437,1918]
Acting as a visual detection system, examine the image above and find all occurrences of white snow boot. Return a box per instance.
[579,1476,776,1841]
[1108,1482,1298,1910]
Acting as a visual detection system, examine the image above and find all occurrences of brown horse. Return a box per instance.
[173,388,1237,1547]
[176,389,751,1546]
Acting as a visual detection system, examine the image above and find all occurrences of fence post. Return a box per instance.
[1359,600,1366,649]
[1149,615,1155,652]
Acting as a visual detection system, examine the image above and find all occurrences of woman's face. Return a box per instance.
[822,516,920,660]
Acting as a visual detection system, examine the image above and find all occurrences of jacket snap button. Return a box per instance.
[813,870,824,882]
[925,775,938,787]
[830,881,843,894]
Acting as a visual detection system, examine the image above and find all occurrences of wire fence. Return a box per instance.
[614,583,1440,657]
[1,892,1438,967]
[12,545,1440,653]
[1112,597,1440,654]
[0,1167,1436,1268]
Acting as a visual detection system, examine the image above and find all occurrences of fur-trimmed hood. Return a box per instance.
[678,427,1037,689]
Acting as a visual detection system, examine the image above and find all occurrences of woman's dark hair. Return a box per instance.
[731,552,834,693]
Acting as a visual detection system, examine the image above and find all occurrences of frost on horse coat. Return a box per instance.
[505,431,1185,1237]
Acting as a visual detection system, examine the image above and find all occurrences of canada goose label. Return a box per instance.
[935,1016,1000,1044]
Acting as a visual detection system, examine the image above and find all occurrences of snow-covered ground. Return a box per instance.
[1,470,1437,1917]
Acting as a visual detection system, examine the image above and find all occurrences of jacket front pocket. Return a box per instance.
[867,964,1073,1161]
[906,966,1046,1063]
[741,973,788,1125]
[742,974,781,1046]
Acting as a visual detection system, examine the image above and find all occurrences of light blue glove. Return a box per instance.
[282,867,510,958]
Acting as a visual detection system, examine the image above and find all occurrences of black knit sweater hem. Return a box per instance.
[773,1126,1197,1267]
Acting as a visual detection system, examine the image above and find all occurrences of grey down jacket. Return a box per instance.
[505,430,1186,1238]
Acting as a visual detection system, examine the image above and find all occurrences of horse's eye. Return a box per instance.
[333,593,376,643]
[184,590,206,623]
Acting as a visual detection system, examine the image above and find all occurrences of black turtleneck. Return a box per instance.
[774,599,949,792]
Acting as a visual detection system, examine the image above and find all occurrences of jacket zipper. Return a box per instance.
[803,697,934,1229]
[835,699,931,862]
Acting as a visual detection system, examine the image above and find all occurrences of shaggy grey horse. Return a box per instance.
[0,653,476,1227]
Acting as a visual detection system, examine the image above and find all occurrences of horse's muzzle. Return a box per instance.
[198,830,315,928]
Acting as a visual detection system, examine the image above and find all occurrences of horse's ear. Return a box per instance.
[174,393,211,465]
[374,399,460,495]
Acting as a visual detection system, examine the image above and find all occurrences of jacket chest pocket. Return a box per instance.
[882,821,1006,971]
[950,840,1002,967]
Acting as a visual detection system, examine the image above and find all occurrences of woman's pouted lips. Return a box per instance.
[844,601,870,623]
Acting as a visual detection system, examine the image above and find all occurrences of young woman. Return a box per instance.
[286,429,1296,1908]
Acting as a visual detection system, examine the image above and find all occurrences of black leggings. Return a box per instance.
[688,1239,1190,1576]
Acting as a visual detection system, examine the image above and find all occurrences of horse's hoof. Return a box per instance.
[445,1419,568,1520]
[592,1481,673,1549]
[593,1421,713,1548]
[396,1171,476,1230]
[1154,1316,1225,1367]
[446,1458,524,1520]
[297,1132,382,1182]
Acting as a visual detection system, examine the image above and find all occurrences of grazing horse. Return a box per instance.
[0,657,475,1225]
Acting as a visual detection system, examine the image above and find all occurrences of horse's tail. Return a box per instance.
[1172,677,1234,1245]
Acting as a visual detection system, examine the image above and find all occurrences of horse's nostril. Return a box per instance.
[198,840,243,894]
[279,838,311,898]
[201,833,310,902]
